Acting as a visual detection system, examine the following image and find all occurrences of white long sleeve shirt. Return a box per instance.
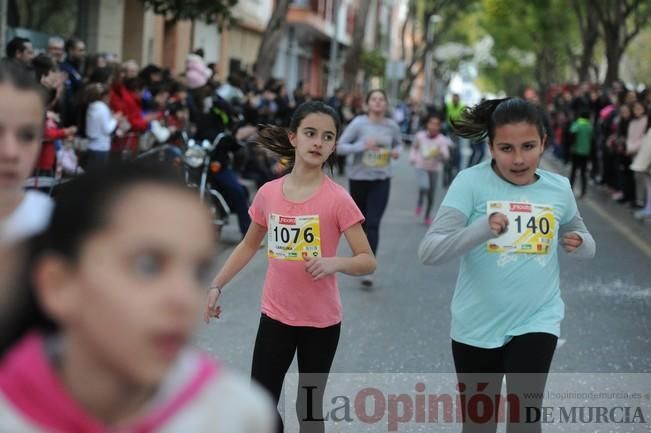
[85,101,117,152]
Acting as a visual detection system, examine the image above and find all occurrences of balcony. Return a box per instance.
[288,0,351,45]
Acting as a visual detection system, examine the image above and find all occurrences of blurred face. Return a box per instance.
[154,90,170,107]
[40,185,215,387]
[620,105,631,119]
[124,64,139,80]
[452,94,460,105]
[48,43,64,62]
[289,113,337,169]
[426,117,441,136]
[16,42,34,65]
[367,91,387,115]
[632,102,645,118]
[490,122,545,186]
[0,84,43,194]
[69,42,86,61]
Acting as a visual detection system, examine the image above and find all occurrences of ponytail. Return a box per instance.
[451,97,546,144]
[256,124,296,170]
[255,101,342,172]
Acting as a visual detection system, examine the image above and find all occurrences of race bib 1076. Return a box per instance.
[268,214,322,261]
[486,201,556,254]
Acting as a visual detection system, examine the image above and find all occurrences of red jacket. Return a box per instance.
[110,84,148,133]
[37,117,67,171]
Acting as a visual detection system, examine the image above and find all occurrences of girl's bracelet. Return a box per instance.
[209,285,222,296]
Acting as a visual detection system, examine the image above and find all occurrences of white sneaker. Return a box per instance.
[361,276,374,288]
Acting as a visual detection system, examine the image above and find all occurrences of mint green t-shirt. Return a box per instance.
[440,161,578,348]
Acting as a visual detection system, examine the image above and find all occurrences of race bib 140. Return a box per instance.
[268,214,322,260]
[486,201,556,254]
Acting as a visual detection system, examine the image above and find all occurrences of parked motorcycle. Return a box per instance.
[183,133,232,238]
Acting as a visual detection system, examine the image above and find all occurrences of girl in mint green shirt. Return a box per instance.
[419,98,595,433]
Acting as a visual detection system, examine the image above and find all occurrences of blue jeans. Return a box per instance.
[349,179,390,254]
[211,168,251,236]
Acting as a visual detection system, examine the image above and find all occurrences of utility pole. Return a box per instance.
[0,0,7,56]
[327,0,340,97]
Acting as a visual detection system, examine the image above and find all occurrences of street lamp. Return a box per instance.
[424,14,441,103]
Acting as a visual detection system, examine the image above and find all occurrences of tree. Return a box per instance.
[398,0,478,98]
[592,0,651,86]
[342,0,372,92]
[567,0,600,82]
[254,0,291,85]
[140,0,237,26]
[480,0,572,97]
[7,0,78,35]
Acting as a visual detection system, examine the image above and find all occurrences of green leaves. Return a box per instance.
[140,0,238,25]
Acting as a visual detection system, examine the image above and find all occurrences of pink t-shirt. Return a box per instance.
[249,175,364,327]
[409,131,451,171]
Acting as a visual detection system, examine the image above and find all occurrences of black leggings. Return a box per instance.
[251,314,341,433]
[570,154,589,197]
[452,333,558,433]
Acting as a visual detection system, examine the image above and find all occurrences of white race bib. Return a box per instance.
[486,201,556,254]
[268,214,322,261]
[420,144,440,160]
[362,148,391,168]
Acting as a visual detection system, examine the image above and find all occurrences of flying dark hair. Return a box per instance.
[256,101,342,172]
[451,97,546,144]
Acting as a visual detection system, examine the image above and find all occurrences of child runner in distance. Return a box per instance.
[336,89,401,287]
[0,61,53,245]
[418,98,596,433]
[0,164,274,432]
[205,101,376,433]
[409,112,451,225]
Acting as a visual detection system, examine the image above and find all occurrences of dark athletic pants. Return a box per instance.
[452,333,558,433]
[251,314,341,433]
[349,178,390,254]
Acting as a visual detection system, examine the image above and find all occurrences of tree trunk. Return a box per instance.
[399,61,423,99]
[593,0,651,86]
[342,0,372,92]
[577,10,599,82]
[400,0,414,60]
[7,0,19,27]
[254,0,291,85]
[604,34,623,86]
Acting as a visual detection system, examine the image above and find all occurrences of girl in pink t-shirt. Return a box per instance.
[409,113,451,225]
[206,101,376,433]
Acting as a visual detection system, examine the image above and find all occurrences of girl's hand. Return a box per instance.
[364,138,377,150]
[304,257,339,280]
[65,126,77,137]
[489,212,509,236]
[562,232,583,253]
[204,287,222,323]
